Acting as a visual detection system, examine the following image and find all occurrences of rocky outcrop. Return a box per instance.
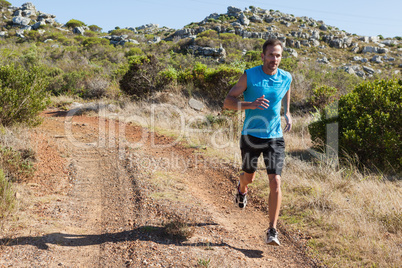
[187,44,226,61]
[101,35,139,46]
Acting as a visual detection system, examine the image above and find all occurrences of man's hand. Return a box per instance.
[251,95,270,110]
[284,113,292,132]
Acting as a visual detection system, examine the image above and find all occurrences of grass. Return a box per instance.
[0,169,15,221]
[114,99,401,267]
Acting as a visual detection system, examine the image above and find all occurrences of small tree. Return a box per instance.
[0,64,50,126]
[65,19,86,29]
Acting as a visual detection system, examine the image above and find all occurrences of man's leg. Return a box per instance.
[239,171,256,194]
[268,174,282,229]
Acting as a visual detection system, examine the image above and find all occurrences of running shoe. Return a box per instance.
[265,228,280,246]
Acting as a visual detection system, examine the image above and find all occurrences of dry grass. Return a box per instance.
[113,100,401,267]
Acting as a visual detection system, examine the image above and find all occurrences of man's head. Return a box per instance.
[262,39,283,55]
[261,39,283,75]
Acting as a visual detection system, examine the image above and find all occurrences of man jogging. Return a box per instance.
[223,39,292,246]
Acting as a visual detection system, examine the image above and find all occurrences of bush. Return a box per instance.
[0,0,11,8]
[119,55,162,99]
[65,19,86,29]
[0,64,50,126]
[88,24,102,32]
[309,79,401,173]
[308,85,338,109]
[0,146,34,182]
[0,169,14,219]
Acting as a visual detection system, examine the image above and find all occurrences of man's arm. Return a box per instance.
[223,73,270,110]
[283,87,292,132]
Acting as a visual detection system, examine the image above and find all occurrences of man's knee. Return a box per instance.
[268,174,281,192]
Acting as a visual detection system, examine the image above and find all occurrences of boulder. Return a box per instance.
[227,6,242,17]
[21,2,35,10]
[32,21,46,30]
[363,66,375,74]
[0,31,8,37]
[264,16,274,23]
[371,55,382,63]
[362,46,378,53]
[360,36,369,43]
[12,16,30,26]
[73,27,86,35]
[189,98,204,111]
[317,57,330,64]
[378,48,389,54]
[320,24,328,31]
[239,13,250,26]
[250,14,263,23]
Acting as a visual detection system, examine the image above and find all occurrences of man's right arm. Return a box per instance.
[223,73,269,111]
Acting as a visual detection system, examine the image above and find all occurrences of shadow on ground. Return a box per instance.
[0,223,263,259]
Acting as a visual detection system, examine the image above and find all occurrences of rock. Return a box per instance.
[12,16,30,26]
[189,98,204,111]
[73,26,86,35]
[311,39,320,47]
[363,66,375,74]
[378,48,389,54]
[360,36,369,43]
[351,46,360,53]
[369,36,379,42]
[249,14,263,23]
[310,30,320,40]
[0,31,8,37]
[227,6,242,17]
[362,46,378,53]
[381,40,398,46]
[239,13,250,26]
[284,47,298,57]
[353,56,363,61]
[264,16,274,23]
[371,55,382,63]
[317,57,330,64]
[320,24,328,31]
[356,71,366,78]
[32,21,46,30]
[21,2,35,10]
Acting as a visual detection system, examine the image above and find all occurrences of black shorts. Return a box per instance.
[240,135,285,175]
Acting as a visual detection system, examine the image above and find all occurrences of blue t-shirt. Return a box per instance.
[241,65,292,139]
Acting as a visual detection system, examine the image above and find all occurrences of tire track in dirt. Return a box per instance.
[0,110,318,267]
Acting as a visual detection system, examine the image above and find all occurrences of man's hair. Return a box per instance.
[262,39,283,54]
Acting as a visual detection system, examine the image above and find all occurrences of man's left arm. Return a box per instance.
[283,87,292,132]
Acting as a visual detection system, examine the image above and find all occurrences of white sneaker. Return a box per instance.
[265,228,280,246]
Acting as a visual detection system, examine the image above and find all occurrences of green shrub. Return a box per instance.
[88,24,102,32]
[82,37,110,48]
[243,50,261,61]
[119,55,162,99]
[0,0,11,8]
[308,85,338,109]
[158,66,178,87]
[198,29,218,39]
[0,64,50,126]
[0,169,14,219]
[309,79,401,173]
[109,28,134,36]
[65,19,86,28]
[125,47,143,57]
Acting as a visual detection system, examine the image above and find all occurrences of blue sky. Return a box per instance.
[10,0,402,38]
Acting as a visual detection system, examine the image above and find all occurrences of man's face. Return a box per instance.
[261,45,282,75]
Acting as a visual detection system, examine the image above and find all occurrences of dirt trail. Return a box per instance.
[0,109,318,267]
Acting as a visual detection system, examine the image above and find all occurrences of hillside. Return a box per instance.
[0,2,401,268]
[0,2,401,78]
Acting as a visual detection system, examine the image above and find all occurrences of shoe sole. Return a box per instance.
[234,194,247,209]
